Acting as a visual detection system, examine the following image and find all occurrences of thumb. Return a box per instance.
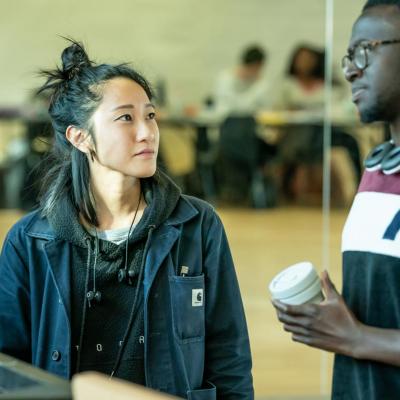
[321,270,339,299]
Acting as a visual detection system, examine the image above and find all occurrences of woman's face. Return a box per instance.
[293,49,318,77]
[90,77,159,178]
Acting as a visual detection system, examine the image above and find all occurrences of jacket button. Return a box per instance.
[51,350,61,361]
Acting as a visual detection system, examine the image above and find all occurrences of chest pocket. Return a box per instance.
[168,274,205,342]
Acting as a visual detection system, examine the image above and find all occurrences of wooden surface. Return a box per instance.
[0,206,347,399]
[72,372,178,399]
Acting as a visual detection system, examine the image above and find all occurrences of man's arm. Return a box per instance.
[272,271,400,367]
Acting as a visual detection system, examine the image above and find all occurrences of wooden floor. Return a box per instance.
[218,207,347,398]
[0,207,348,399]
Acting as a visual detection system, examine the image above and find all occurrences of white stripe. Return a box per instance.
[342,192,400,258]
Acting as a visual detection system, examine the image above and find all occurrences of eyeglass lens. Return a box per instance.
[342,45,367,71]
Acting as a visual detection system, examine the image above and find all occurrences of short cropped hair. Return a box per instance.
[241,45,266,65]
[363,0,400,11]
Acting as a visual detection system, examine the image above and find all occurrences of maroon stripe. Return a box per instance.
[358,170,400,195]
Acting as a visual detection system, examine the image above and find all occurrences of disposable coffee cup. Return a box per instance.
[269,261,324,305]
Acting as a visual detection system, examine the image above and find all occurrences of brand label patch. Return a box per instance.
[192,289,203,307]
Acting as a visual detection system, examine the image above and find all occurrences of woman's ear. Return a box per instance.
[65,125,93,155]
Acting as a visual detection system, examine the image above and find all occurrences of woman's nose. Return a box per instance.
[135,121,152,141]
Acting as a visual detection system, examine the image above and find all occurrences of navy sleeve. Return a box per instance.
[202,210,254,399]
[0,228,31,362]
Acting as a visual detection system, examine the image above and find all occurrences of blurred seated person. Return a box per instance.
[185,44,272,122]
[274,44,361,204]
[213,44,271,118]
[212,45,278,206]
[275,44,345,111]
[182,45,276,206]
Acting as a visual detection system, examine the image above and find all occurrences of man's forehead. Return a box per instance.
[350,5,400,44]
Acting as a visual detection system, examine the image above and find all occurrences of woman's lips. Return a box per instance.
[134,149,155,158]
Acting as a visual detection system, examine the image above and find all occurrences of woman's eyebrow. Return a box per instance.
[111,104,134,112]
[111,103,155,111]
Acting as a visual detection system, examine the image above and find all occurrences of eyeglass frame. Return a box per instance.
[342,39,400,72]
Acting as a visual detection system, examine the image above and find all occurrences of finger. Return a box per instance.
[276,311,312,328]
[292,333,337,353]
[283,323,310,336]
[292,333,321,348]
[271,299,288,312]
[273,299,318,317]
[321,270,339,299]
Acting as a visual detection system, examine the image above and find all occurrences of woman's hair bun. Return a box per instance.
[61,39,92,79]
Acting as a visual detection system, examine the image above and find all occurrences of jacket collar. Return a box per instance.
[164,195,198,226]
[24,194,198,241]
[24,211,57,240]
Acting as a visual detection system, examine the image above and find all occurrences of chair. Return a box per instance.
[218,115,277,208]
[158,122,196,191]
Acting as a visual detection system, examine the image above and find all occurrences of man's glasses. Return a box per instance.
[342,39,400,72]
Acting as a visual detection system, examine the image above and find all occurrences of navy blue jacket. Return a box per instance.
[0,195,253,399]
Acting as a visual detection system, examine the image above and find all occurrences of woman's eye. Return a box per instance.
[116,114,132,121]
[148,112,156,120]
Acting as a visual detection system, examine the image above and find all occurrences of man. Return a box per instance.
[273,1,400,398]
[184,45,270,121]
[213,45,270,119]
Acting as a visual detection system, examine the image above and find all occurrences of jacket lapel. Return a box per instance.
[43,240,72,319]
[143,224,180,298]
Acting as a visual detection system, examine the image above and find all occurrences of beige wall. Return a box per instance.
[1,0,364,107]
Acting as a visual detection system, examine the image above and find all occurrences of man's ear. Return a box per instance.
[65,125,93,154]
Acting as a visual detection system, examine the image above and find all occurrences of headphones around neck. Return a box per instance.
[364,140,400,175]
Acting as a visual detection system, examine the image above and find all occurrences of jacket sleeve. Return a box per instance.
[0,229,31,362]
[202,210,254,399]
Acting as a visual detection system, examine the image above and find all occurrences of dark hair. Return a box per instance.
[37,39,154,226]
[363,0,400,11]
[241,45,266,65]
[287,44,325,79]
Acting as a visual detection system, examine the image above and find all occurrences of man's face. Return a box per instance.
[242,62,264,81]
[345,5,400,123]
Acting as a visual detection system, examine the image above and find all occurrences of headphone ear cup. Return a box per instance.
[381,146,400,175]
[364,141,394,171]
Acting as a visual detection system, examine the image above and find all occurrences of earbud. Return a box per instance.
[86,290,102,307]
[117,268,136,285]
[118,268,127,283]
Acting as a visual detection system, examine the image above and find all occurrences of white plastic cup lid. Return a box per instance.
[269,261,319,300]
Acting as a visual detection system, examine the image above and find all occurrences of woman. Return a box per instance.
[0,40,253,399]
[275,44,361,203]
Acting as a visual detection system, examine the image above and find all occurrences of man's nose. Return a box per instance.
[344,63,362,82]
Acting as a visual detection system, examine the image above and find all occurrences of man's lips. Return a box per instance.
[352,86,367,102]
